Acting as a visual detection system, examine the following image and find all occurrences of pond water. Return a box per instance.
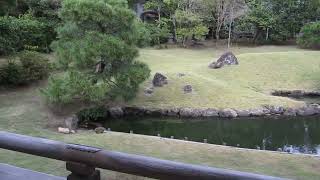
[104,116,320,155]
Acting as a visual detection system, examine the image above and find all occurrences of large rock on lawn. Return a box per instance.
[152,73,168,87]
[209,52,239,69]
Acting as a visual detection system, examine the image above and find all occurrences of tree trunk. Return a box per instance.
[171,14,177,43]
[227,3,234,49]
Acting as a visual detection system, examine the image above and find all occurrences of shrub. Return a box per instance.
[145,23,170,46]
[41,71,109,104]
[297,22,320,49]
[0,51,50,86]
[77,106,108,124]
[0,59,24,86]
[18,51,50,83]
[0,15,56,55]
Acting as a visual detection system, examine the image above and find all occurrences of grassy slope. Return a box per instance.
[1,45,320,179]
[130,46,320,109]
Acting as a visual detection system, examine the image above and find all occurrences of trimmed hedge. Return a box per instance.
[297,22,320,49]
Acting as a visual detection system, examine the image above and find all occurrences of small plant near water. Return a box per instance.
[76,106,108,125]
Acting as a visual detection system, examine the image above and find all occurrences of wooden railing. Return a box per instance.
[0,131,289,180]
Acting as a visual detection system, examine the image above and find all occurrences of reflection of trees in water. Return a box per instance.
[105,116,320,154]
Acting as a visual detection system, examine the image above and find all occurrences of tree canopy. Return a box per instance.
[42,0,150,104]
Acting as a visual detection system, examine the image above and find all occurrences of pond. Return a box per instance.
[104,116,320,155]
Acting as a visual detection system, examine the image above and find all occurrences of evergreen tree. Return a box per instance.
[43,0,150,104]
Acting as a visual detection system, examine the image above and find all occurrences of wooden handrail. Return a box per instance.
[0,131,289,180]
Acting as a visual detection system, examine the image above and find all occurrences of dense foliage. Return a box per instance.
[77,106,108,124]
[0,51,50,86]
[0,14,55,55]
[140,0,320,46]
[42,0,150,104]
[297,22,320,49]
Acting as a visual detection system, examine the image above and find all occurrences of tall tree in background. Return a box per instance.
[43,0,150,104]
[226,0,247,48]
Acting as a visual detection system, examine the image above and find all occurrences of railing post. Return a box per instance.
[66,162,100,180]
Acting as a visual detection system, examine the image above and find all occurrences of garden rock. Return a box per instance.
[64,115,79,131]
[144,87,154,95]
[95,127,106,134]
[296,107,317,116]
[202,108,219,117]
[249,108,265,116]
[219,109,238,118]
[283,108,297,116]
[236,110,250,117]
[209,52,239,69]
[166,108,180,117]
[264,105,285,114]
[178,73,186,77]
[180,108,202,118]
[124,107,146,116]
[109,107,124,118]
[152,73,168,87]
[183,85,193,93]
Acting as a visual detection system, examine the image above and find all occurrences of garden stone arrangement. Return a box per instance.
[209,52,239,69]
[94,104,320,119]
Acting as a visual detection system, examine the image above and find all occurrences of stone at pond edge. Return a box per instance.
[264,105,285,115]
[219,109,238,118]
[236,110,250,117]
[152,73,168,87]
[109,107,124,118]
[202,108,219,117]
[124,107,146,116]
[183,85,193,93]
[166,108,180,117]
[209,52,239,69]
[180,108,202,118]
[283,108,297,116]
[64,115,79,131]
[296,106,319,116]
[95,127,106,134]
[249,108,266,117]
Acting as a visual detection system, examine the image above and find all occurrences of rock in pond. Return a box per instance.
[219,109,238,118]
[209,52,239,69]
[153,73,168,87]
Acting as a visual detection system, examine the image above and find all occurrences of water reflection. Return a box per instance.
[104,116,320,155]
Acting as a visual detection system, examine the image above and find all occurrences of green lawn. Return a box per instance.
[1,45,320,180]
[130,45,320,109]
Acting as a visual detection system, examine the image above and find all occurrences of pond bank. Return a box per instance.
[105,103,320,119]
